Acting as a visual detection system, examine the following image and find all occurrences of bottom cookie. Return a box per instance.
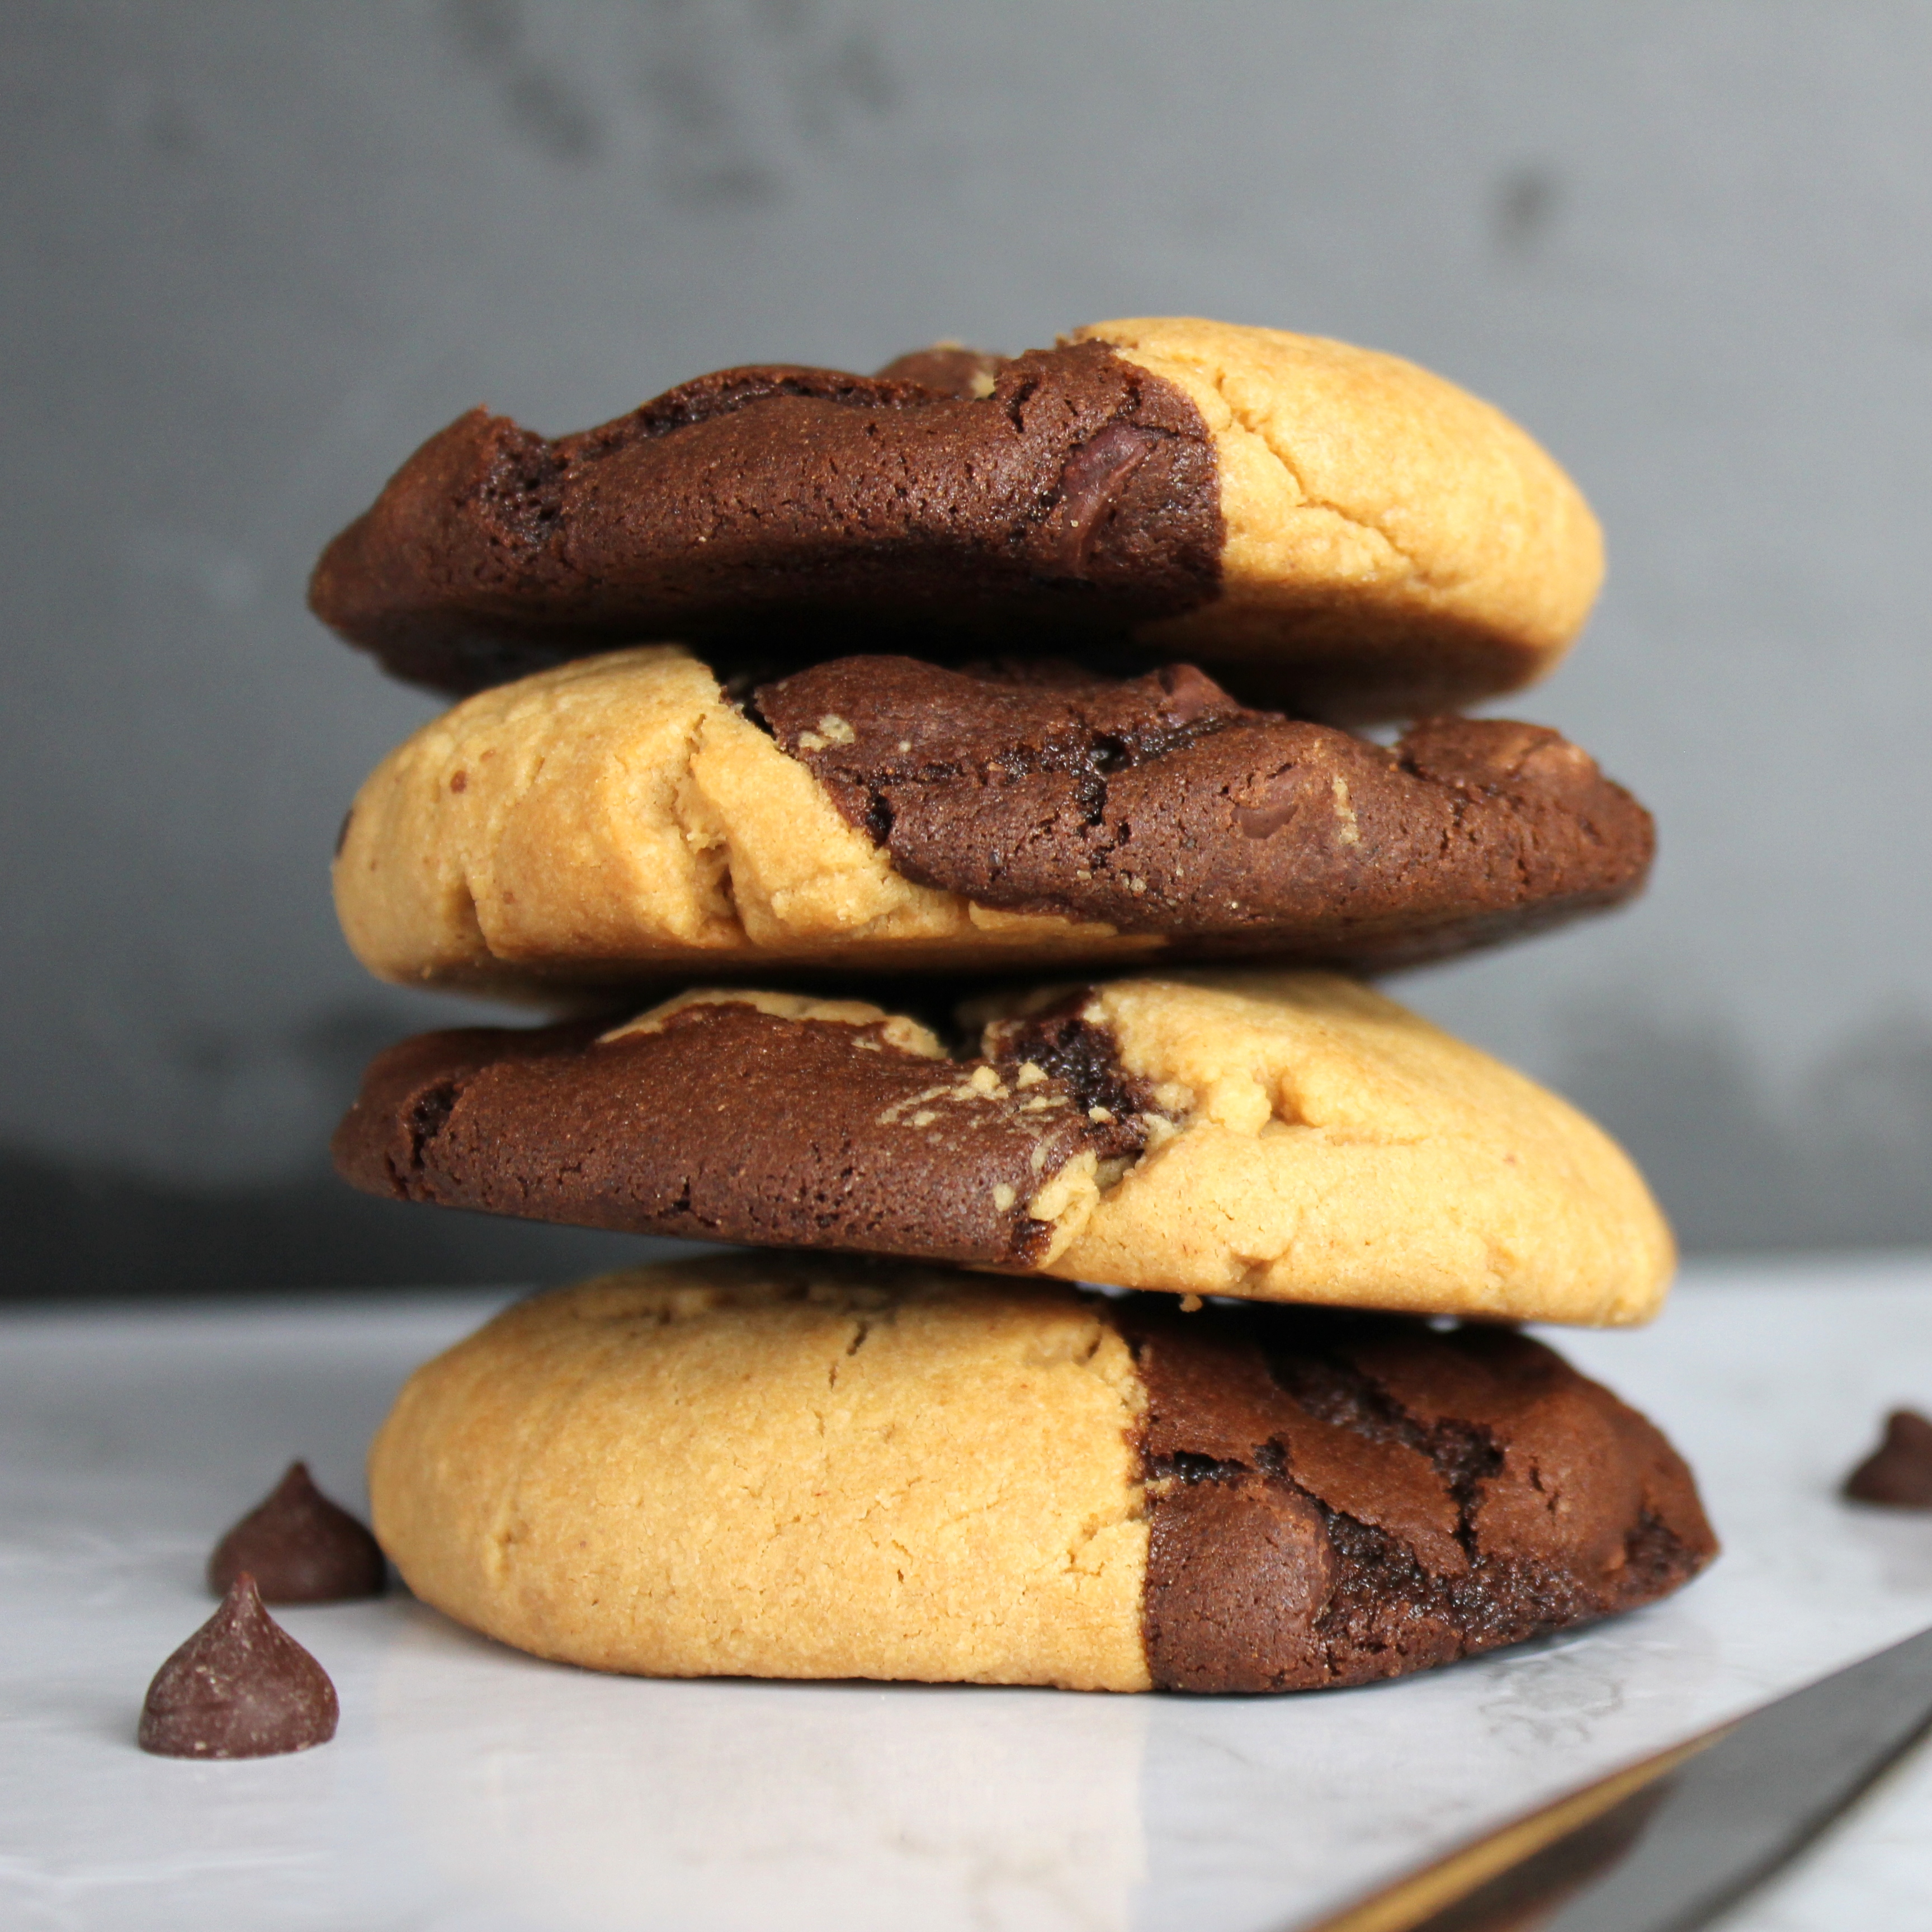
[370,1256,1715,1692]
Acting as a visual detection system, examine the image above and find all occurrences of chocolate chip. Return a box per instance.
[138,1572,339,1759]
[1844,1409,1932,1508]
[1150,660,1228,725]
[1231,777,1306,840]
[1051,423,1166,572]
[207,1462,385,1603]
[981,1002,1158,1145]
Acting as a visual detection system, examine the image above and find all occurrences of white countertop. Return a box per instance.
[4,1254,1932,1932]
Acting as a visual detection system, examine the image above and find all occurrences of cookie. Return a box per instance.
[333,973,1675,1326]
[332,647,1651,999]
[308,319,1602,720]
[368,1256,1716,1691]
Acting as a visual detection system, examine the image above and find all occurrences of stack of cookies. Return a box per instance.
[315,318,1716,1693]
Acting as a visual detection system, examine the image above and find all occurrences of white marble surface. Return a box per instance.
[4,1255,1931,1932]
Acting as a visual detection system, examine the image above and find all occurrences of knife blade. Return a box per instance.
[1304,1621,1932,1932]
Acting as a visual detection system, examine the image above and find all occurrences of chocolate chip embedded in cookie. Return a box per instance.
[872,343,1007,397]
[308,319,1601,720]
[367,1256,1717,1690]
[333,973,1676,1326]
[330,646,1652,1000]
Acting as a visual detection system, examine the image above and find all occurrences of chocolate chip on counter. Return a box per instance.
[207,1461,386,1603]
[1843,1409,1932,1508]
[138,1572,340,1759]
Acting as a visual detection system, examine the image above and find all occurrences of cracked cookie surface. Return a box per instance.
[1079,318,1604,717]
[759,653,1650,956]
[309,319,1600,720]
[368,1255,1714,1690]
[333,972,1675,1325]
[331,646,1651,999]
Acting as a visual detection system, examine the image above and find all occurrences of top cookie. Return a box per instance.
[309,319,1603,721]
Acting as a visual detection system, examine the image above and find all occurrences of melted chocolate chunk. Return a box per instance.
[1844,1409,1932,1507]
[332,1002,1154,1267]
[980,1000,1162,1129]
[138,1573,339,1759]
[1119,1300,1717,1692]
[755,656,1655,967]
[308,342,1222,696]
[208,1463,386,1604]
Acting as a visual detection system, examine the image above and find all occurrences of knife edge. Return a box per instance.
[1305,1731,1725,1932]
[1302,1621,1932,1932]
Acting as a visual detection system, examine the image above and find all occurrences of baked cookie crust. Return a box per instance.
[369,1257,1715,1690]
[1080,318,1603,717]
[308,322,1599,720]
[334,972,1676,1326]
[331,648,1651,999]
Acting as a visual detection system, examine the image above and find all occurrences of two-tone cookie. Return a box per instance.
[369,1256,1716,1692]
[309,319,1602,720]
[333,972,1674,1326]
[333,647,1652,997]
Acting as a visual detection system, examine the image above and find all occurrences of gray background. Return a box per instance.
[5,0,1930,1297]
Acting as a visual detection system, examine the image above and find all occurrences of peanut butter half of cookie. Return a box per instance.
[333,972,1675,1327]
[330,646,1652,1000]
[309,319,1600,720]
[368,1257,1716,1691]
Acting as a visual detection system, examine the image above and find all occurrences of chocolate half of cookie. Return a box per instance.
[309,319,1603,719]
[309,339,1221,696]
[1127,1293,1716,1691]
[333,991,1144,1270]
[333,974,1677,1328]
[369,1258,1717,1692]
[753,654,1653,967]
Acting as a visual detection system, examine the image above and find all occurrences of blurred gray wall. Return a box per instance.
[5,0,1931,1296]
